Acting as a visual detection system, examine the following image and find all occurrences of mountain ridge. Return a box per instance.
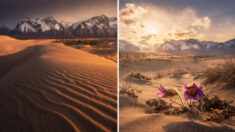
[157,38,235,55]
[0,15,117,39]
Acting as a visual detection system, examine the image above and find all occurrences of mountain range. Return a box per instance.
[120,39,235,55]
[158,39,235,55]
[0,15,117,39]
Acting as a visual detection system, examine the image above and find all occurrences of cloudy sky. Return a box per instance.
[119,0,235,47]
[0,0,117,28]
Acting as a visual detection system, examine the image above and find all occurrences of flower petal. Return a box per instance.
[192,83,197,87]
[157,93,165,98]
[198,85,204,90]
[183,84,188,91]
[193,93,199,100]
[184,92,190,100]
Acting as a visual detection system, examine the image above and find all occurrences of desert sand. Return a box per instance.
[119,51,235,132]
[0,36,117,132]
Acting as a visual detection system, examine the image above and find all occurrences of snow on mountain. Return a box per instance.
[10,15,117,38]
[14,16,64,33]
[224,39,235,47]
[60,20,74,29]
[157,39,235,55]
[68,15,117,37]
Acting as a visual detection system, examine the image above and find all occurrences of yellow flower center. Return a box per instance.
[187,87,197,96]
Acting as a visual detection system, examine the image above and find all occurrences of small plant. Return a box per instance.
[129,72,151,81]
[193,96,235,122]
[155,73,164,79]
[157,85,178,98]
[157,85,184,107]
[145,83,235,122]
[204,58,235,86]
[119,82,141,98]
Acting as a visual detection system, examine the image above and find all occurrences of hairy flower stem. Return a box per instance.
[176,92,184,108]
[187,99,193,108]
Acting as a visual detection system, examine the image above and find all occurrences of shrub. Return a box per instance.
[204,58,235,86]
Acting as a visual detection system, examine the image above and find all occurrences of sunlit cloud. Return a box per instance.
[120,3,235,48]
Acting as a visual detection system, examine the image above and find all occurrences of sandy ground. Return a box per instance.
[119,51,235,132]
[0,36,117,132]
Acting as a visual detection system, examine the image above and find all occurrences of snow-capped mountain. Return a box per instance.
[120,40,140,51]
[157,39,235,55]
[0,25,11,35]
[224,39,235,48]
[8,15,116,38]
[11,16,67,38]
[68,15,117,37]
[60,20,74,29]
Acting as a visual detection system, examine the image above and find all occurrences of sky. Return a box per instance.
[119,0,235,47]
[0,0,117,28]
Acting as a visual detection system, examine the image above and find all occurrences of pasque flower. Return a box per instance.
[157,85,167,97]
[157,85,177,98]
[183,83,204,100]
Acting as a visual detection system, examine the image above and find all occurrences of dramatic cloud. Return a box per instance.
[119,3,217,48]
[120,3,147,27]
[192,17,211,30]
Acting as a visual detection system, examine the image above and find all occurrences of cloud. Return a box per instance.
[122,19,136,26]
[138,34,157,46]
[140,35,156,41]
[192,17,211,29]
[120,3,147,27]
[119,3,214,46]
[174,27,198,38]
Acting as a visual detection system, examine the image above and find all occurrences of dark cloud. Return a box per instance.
[174,27,198,38]
[119,8,134,16]
[140,34,156,40]
[121,18,136,26]
[0,0,116,28]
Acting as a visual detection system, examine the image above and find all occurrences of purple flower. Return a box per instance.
[157,85,178,98]
[157,85,167,98]
[183,83,204,100]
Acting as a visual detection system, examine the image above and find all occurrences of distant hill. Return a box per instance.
[119,40,140,51]
[0,25,11,35]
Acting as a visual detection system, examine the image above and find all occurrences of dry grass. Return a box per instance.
[119,82,142,98]
[204,58,235,86]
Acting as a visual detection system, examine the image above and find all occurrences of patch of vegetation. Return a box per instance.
[119,82,141,98]
[129,72,151,81]
[145,96,235,123]
[145,99,188,115]
[204,58,235,86]
[193,96,235,123]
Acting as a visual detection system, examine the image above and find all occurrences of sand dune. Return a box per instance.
[0,36,117,132]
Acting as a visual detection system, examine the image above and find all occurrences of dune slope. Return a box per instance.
[0,36,117,132]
